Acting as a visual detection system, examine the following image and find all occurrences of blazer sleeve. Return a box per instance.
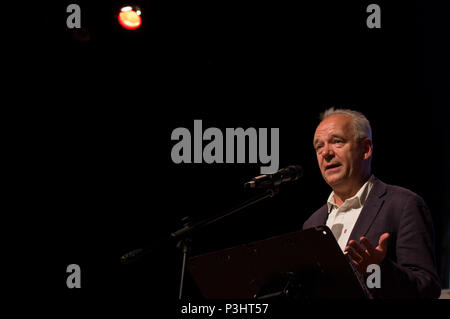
[376,192,441,298]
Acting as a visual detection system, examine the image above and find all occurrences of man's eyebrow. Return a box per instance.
[313,138,321,147]
[313,134,346,146]
[331,134,345,139]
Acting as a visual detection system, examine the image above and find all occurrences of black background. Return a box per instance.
[17,0,449,312]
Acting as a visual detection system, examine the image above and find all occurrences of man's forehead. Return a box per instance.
[314,115,353,139]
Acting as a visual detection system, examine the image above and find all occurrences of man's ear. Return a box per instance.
[361,138,373,160]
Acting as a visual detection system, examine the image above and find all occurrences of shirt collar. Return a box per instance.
[327,175,374,213]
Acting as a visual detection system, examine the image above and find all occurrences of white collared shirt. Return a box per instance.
[325,176,374,252]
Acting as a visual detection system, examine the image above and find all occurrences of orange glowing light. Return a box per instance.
[118,9,142,30]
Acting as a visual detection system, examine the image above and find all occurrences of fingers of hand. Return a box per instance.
[378,233,390,250]
[349,240,368,258]
[360,237,375,256]
[345,247,365,274]
[345,245,364,264]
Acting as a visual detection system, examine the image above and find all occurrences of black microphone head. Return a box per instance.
[244,165,303,189]
[285,165,303,181]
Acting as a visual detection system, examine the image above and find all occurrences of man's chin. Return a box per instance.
[324,174,344,187]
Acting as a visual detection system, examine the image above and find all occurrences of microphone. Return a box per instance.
[244,165,303,189]
[120,248,144,264]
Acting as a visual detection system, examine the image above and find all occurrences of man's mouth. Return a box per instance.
[325,163,342,171]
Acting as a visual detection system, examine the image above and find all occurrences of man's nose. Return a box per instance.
[322,144,335,160]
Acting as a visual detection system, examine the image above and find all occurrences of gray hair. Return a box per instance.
[320,107,372,141]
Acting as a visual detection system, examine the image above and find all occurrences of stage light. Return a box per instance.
[118,6,142,30]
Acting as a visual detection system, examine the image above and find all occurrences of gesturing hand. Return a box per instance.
[345,233,390,275]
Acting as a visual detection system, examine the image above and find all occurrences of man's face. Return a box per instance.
[313,114,367,189]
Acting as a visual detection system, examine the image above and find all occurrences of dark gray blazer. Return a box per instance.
[303,176,441,298]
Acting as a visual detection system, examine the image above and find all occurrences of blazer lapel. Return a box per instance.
[347,177,387,244]
[317,204,329,225]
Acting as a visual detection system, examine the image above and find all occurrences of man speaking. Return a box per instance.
[303,108,441,298]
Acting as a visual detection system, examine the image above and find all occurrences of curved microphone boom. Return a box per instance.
[244,165,303,189]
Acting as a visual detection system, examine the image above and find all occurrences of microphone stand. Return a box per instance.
[121,187,279,300]
[173,187,278,300]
